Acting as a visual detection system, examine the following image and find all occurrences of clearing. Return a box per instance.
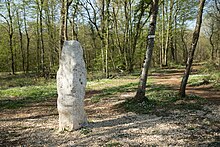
[0,66,219,146]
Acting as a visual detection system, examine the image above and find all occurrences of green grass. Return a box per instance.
[0,74,56,89]
[188,73,220,88]
[190,62,220,89]
[87,76,206,114]
[0,74,57,109]
[87,78,140,103]
[118,84,206,115]
[90,82,138,103]
[0,85,57,109]
[0,70,207,113]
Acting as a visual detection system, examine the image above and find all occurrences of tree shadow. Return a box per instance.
[0,113,58,122]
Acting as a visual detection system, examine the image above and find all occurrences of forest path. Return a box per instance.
[0,66,219,146]
[151,65,220,104]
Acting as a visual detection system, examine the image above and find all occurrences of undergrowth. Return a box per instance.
[188,62,220,89]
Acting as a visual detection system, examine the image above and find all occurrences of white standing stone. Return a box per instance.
[57,40,87,132]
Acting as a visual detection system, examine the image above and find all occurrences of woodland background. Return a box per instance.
[0,0,219,77]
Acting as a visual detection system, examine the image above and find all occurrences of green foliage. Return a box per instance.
[145,0,152,4]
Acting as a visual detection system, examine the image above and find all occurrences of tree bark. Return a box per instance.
[16,10,25,73]
[60,0,67,54]
[134,0,159,102]
[39,0,45,74]
[209,23,215,61]
[36,5,41,73]
[164,0,174,66]
[179,0,206,97]
[160,0,165,67]
[6,1,15,74]
[23,4,30,73]
[60,0,73,57]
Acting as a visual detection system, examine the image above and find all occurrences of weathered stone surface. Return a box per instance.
[57,40,87,132]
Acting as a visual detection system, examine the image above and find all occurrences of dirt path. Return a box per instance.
[152,67,220,104]
[0,68,219,146]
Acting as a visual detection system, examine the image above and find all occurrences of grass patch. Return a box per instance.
[0,73,55,90]
[0,85,57,109]
[0,74,57,109]
[90,82,138,103]
[192,62,220,89]
[87,78,139,103]
[118,84,206,115]
[188,73,220,89]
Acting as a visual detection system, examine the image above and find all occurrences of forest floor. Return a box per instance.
[0,65,219,146]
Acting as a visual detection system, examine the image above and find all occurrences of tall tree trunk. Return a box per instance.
[36,7,41,73]
[160,0,165,67]
[179,0,206,97]
[16,10,25,73]
[180,17,188,64]
[174,11,178,63]
[164,0,174,66]
[24,5,30,73]
[60,0,67,54]
[209,23,215,61]
[39,0,45,74]
[105,0,110,78]
[59,0,73,57]
[6,1,15,74]
[134,0,159,102]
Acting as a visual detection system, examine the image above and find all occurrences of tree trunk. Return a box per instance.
[134,0,159,102]
[39,0,45,74]
[209,23,215,61]
[60,0,73,57]
[36,7,41,73]
[24,5,30,73]
[164,0,174,66]
[60,0,68,57]
[180,18,188,64]
[105,0,110,78]
[16,10,25,73]
[179,0,206,97]
[160,0,165,67]
[6,1,15,74]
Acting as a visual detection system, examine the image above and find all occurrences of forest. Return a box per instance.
[0,0,220,146]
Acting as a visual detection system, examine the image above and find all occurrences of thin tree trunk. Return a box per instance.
[174,12,178,63]
[209,23,215,61]
[105,0,110,78]
[160,1,165,67]
[179,0,206,97]
[36,8,41,73]
[24,5,30,73]
[60,0,73,57]
[39,0,45,74]
[180,18,188,64]
[60,0,68,57]
[6,1,15,74]
[134,0,159,102]
[16,10,25,73]
[164,0,174,66]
